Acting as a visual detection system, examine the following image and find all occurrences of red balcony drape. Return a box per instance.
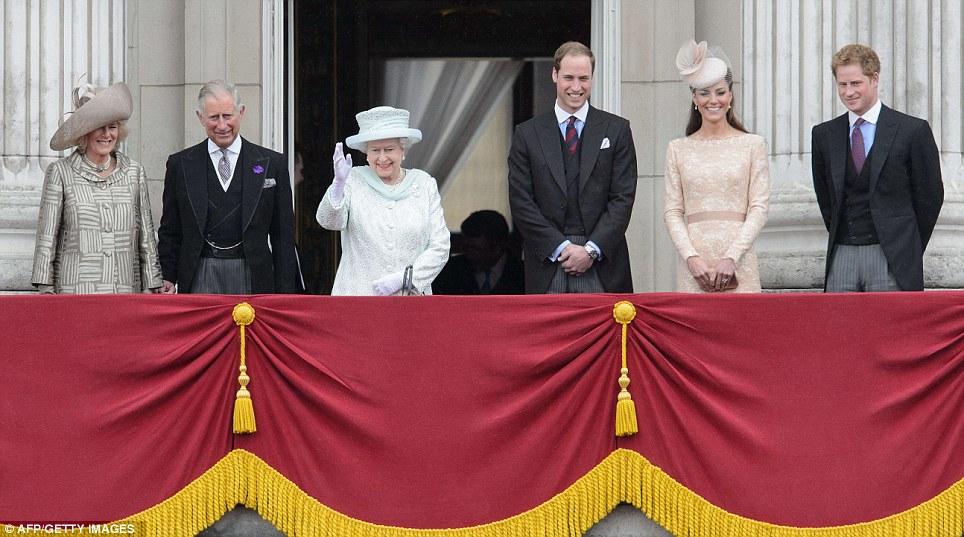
[1,293,961,536]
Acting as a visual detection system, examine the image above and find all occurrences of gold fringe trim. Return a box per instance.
[232,302,257,434]
[613,301,638,437]
[112,449,964,537]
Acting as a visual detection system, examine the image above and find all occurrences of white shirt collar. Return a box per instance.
[849,99,882,127]
[554,100,589,125]
[207,136,243,191]
[208,136,242,156]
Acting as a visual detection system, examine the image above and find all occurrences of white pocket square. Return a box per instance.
[600,138,611,149]
[263,178,277,188]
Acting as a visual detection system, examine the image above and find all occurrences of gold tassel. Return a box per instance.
[613,301,638,437]
[232,302,257,434]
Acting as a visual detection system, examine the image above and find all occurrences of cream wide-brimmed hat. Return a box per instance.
[49,82,133,151]
[676,39,730,90]
[345,106,422,151]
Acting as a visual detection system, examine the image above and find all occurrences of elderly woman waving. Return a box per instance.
[32,82,162,294]
[316,106,450,295]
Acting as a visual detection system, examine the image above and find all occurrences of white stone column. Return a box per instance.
[591,0,622,116]
[621,0,696,292]
[743,0,964,289]
[262,0,284,153]
[0,0,125,291]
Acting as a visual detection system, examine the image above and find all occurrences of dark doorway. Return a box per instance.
[292,0,590,293]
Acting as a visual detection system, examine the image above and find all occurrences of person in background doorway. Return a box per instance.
[433,210,524,295]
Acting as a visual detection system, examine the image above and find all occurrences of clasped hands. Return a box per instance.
[558,243,593,276]
[686,256,736,292]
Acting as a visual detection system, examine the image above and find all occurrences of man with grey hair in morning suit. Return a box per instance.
[158,80,302,294]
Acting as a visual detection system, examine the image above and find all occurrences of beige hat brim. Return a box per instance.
[346,128,422,151]
[50,82,133,151]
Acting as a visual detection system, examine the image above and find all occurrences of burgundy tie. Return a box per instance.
[565,116,579,155]
[851,117,866,174]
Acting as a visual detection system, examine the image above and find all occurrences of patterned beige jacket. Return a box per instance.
[32,151,163,293]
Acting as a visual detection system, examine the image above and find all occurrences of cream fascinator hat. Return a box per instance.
[345,106,423,151]
[676,40,731,90]
[50,82,133,151]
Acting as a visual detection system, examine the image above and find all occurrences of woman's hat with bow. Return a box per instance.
[676,40,732,90]
[50,82,133,151]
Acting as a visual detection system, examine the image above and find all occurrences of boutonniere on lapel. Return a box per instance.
[251,164,265,175]
[600,137,611,149]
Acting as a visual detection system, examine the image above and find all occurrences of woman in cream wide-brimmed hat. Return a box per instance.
[315,106,450,295]
[32,82,163,294]
[662,40,770,293]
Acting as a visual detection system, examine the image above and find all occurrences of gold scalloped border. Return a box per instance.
[110,449,962,537]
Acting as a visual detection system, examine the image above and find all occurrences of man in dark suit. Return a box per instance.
[432,210,525,295]
[508,42,637,294]
[158,80,302,294]
[812,44,943,292]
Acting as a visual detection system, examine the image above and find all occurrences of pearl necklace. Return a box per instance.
[83,153,112,173]
[387,169,406,186]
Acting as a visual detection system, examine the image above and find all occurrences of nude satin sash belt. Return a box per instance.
[685,211,746,224]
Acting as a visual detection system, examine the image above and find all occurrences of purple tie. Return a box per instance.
[565,116,579,155]
[851,118,866,174]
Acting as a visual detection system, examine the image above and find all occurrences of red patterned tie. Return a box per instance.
[851,117,866,174]
[565,116,579,155]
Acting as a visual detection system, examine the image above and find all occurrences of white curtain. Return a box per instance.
[381,59,523,189]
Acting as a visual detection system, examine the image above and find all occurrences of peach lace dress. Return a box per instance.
[663,133,770,293]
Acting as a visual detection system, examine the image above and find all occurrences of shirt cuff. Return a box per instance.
[549,240,572,262]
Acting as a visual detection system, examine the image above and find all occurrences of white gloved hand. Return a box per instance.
[372,272,404,296]
[330,142,352,204]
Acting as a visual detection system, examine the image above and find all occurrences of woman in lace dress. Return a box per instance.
[316,106,450,295]
[664,40,770,293]
[32,82,162,294]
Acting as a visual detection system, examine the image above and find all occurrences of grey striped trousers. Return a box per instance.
[191,257,252,294]
[826,244,901,292]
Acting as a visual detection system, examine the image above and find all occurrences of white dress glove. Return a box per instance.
[372,272,404,296]
[36,284,55,294]
[330,142,353,204]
